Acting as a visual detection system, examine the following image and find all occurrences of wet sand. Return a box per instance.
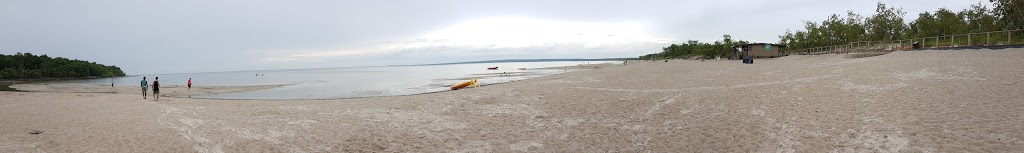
[9,83,291,98]
[2,49,1023,152]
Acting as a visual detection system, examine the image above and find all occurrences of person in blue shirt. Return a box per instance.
[141,77,148,99]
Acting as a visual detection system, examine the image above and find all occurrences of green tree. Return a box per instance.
[935,8,968,35]
[991,0,1024,29]
[907,12,939,38]
[864,2,907,41]
[963,2,1002,32]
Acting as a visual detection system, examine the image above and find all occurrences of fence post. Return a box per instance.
[987,32,991,46]
[968,34,971,46]
[951,35,955,47]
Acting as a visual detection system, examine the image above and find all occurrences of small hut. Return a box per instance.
[732,43,787,59]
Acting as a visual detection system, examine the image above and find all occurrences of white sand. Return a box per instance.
[2,49,1024,152]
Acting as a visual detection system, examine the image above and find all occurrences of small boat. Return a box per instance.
[487,67,498,70]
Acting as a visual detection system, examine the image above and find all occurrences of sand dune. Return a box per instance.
[2,49,1023,152]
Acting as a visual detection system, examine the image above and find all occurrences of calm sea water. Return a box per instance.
[60,61,618,99]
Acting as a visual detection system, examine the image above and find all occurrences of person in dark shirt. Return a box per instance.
[153,77,160,101]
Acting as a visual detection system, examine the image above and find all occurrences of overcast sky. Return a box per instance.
[1,0,985,74]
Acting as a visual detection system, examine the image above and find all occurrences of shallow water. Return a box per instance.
[60,61,616,99]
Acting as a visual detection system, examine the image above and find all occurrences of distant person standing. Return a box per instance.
[141,77,148,99]
[187,78,192,91]
[153,77,160,101]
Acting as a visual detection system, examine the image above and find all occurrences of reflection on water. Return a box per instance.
[59,61,616,99]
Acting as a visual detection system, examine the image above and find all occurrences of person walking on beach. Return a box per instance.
[153,77,160,101]
[141,77,148,99]
[187,78,192,91]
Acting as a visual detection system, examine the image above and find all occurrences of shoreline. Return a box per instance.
[9,83,294,98]
[8,62,623,100]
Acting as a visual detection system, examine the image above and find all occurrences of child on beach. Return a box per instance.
[141,77,148,99]
[187,78,192,91]
[153,77,160,101]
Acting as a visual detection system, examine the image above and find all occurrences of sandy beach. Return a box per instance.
[2,49,1024,152]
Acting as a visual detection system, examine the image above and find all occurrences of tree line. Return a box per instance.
[639,35,749,60]
[0,52,126,80]
[641,0,1021,59]
[780,1,1022,50]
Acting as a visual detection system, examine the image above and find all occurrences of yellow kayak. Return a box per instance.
[450,78,478,90]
